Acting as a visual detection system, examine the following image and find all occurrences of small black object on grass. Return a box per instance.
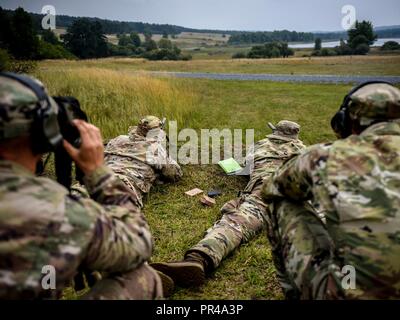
[208,190,222,198]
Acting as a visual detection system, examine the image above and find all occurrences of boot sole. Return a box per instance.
[156,271,175,298]
[151,262,205,288]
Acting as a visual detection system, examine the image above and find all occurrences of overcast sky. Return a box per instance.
[1,0,399,32]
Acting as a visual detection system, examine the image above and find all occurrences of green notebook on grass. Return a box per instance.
[218,158,242,175]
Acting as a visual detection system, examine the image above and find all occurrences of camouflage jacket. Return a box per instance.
[0,162,153,299]
[244,136,306,192]
[104,126,182,195]
[263,121,400,299]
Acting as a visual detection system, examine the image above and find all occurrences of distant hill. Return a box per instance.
[3,9,232,36]
[4,8,400,42]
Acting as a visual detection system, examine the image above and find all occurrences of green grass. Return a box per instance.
[37,58,356,299]
[35,57,393,299]
[143,79,346,299]
[40,54,400,76]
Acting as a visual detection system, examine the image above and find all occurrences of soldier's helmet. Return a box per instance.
[267,120,301,140]
[348,83,400,126]
[136,115,162,136]
[0,74,55,140]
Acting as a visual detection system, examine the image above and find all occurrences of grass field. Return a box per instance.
[40,54,400,76]
[35,57,359,299]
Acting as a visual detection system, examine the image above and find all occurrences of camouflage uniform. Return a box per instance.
[262,84,400,299]
[187,121,306,269]
[101,116,183,208]
[0,75,162,300]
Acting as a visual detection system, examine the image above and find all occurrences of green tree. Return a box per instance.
[144,31,152,43]
[42,28,60,45]
[162,32,168,39]
[118,34,130,46]
[335,39,353,55]
[63,19,109,59]
[314,38,322,51]
[0,48,11,72]
[9,7,39,59]
[0,7,13,52]
[348,20,377,49]
[158,38,173,50]
[129,32,141,47]
[354,43,370,55]
[381,41,400,51]
[145,39,158,51]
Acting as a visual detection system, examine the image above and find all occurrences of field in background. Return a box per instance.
[35,68,197,139]
[40,55,400,76]
[54,27,400,60]
[36,58,360,299]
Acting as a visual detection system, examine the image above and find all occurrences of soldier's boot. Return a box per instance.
[156,271,175,298]
[151,252,210,288]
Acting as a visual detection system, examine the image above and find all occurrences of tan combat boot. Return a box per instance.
[151,252,209,288]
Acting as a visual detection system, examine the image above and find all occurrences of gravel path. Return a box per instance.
[147,71,400,84]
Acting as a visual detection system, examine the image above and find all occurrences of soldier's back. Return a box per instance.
[318,122,400,298]
[0,160,95,299]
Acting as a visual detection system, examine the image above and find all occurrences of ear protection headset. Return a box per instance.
[0,72,63,153]
[331,80,394,138]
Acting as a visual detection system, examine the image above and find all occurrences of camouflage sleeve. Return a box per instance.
[76,166,153,272]
[149,140,183,182]
[158,154,183,182]
[262,144,330,202]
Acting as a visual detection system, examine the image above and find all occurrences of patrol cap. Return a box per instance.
[267,120,300,140]
[0,73,57,140]
[136,115,162,136]
[348,83,400,126]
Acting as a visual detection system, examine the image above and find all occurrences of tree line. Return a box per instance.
[228,30,315,44]
[0,6,191,72]
[312,21,380,57]
[4,8,231,36]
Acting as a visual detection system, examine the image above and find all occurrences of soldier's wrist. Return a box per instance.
[83,165,114,194]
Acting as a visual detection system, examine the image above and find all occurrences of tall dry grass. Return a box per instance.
[34,67,197,139]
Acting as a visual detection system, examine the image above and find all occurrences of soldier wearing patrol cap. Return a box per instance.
[262,81,400,299]
[152,120,306,287]
[74,115,183,210]
[0,72,168,300]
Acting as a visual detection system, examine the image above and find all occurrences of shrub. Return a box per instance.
[354,43,370,55]
[381,41,400,51]
[232,52,246,59]
[8,60,37,73]
[0,48,11,72]
[247,41,293,59]
[37,40,76,60]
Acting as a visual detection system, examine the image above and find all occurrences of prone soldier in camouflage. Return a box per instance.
[0,73,163,300]
[152,121,306,287]
[102,115,182,208]
[262,82,400,299]
[73,116,183,210]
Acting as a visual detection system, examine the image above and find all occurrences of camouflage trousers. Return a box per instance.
[82,263,163,300]
[187,184,269,269]
[265,200,340,300]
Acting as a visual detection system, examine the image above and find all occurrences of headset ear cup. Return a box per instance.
[30,107,51,154]
[331,110,345,137]
[331,109,352,139]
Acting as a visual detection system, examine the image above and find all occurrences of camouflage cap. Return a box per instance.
[267,120,301,140]
[136,115,162,136]
[0,74,56,140]
[348,83,400,126]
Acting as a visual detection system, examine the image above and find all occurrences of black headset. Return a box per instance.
[0,72,63,154]
[330,80,394,138]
